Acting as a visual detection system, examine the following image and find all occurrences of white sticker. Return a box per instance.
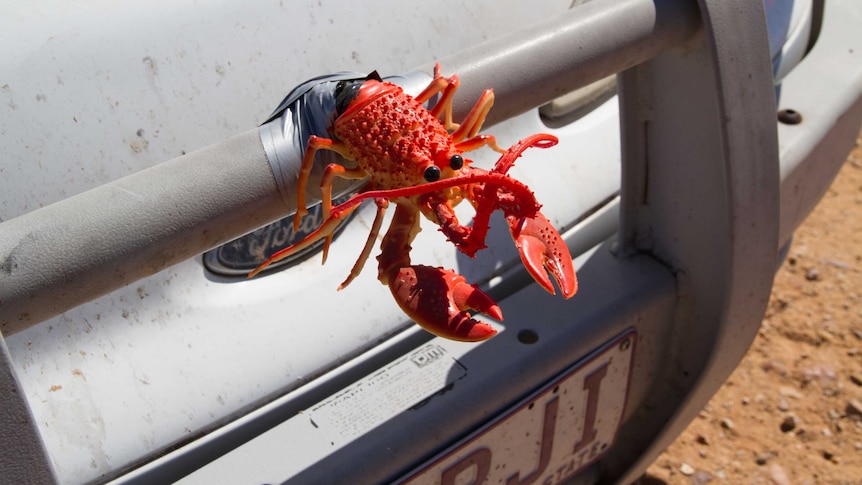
[307,344,467,443]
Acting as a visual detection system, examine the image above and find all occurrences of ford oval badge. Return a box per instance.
[203,194,355,277]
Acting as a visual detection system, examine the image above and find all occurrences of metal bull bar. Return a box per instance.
[0,0,780,483]
[0,0,700,336]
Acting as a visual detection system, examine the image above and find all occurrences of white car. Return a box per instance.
[1,0,860,483]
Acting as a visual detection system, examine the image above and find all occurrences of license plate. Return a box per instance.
[400,331,635,485]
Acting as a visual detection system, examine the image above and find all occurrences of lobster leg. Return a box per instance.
[247,200,364,278]
[294,135,354,232]
[455,133,505,156]
[450,88,500,147]
[338,198,389,290]
[414,63,503,152]
[415,64,461,131]
[378,204,501,342]
[320,162,370,263]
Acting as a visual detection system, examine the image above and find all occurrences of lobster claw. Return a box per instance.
[388,265,502,342]
[508,213,578,299]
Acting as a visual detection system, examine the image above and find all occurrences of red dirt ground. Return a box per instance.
[643,131,862,484]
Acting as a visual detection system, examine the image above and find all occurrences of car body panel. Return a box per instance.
[1,1,860,484]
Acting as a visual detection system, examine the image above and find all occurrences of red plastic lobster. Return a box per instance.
[249,64,577,341]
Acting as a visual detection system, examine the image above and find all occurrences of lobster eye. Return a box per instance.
[423,166,441,182]
[449,154,464,170]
